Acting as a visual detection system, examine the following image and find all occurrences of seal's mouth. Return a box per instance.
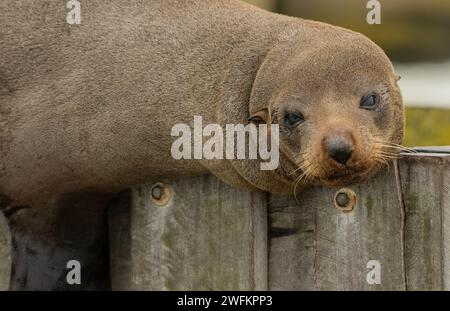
[288,156,378,189]
[318,164,379,187]
[288,138,406,191]
[289,163,377,190]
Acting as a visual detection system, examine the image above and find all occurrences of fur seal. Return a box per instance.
[0,0,404,290]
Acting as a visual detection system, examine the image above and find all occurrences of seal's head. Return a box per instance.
[249,26,404,188]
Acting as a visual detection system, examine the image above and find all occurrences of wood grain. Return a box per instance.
[107,148,450,290]
[0,211,11,290]
[108,174,268,290]
[269,168,405,290]
[269,150,450,290]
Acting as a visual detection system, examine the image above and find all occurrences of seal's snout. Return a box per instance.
[322,130,355,165]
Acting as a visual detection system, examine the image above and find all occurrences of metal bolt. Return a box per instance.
[334,188,357,213]
[150,183,172,207]
[151,185,163,200]
[336,192,350,207]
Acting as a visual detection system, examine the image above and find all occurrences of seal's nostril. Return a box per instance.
[325,139,353,165]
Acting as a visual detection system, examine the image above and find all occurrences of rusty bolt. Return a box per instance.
[150,183,172,207]
[334,188,357,213]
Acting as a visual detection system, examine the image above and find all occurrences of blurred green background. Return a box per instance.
[243,0,450,147]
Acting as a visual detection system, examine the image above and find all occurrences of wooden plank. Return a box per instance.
[413,146,450,154]
[269,168,405,290]
[399,152,450,290]
[108,174,268,290]
[0,211,11,291]
[107,148,449,290]
[269,150,450,290]
[443,155,450,290]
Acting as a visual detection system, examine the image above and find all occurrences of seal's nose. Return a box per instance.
[327,142,352,165]
[323,133,354,165]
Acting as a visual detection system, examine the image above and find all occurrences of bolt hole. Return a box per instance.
[150,182,172,207]
[334,188,357,213]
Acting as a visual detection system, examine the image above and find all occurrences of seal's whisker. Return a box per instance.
[372,142,402,150]
[292,160,317,202]
[372,143,408,158]
[372,139,416,153]
[371,155,391,174]
[383,145,413,153]
[288,165,304,176]
[374,156,389,166]
[378,152,402,158]
[288,153,313,177]
[379,156,391,169]
[294,167,311,184]
[384,142,416,152]
[375,146,401,153]
[293,174,306,202]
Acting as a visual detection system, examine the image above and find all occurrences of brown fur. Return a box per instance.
[0,0,404,289]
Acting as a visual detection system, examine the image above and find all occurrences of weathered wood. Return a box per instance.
[1,149,447,291]
[108,149,449,291]
[399,152,450,290]
[0,212,11,291]
[108,174,268,290]
[269,169,405,290]
[269,149,450,290]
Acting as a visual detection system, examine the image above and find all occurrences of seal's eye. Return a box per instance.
[360,93,380,110]
[284,112,304,127]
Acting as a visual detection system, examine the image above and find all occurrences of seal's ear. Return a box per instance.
[395,75,402,82]
[248,108,270,124]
